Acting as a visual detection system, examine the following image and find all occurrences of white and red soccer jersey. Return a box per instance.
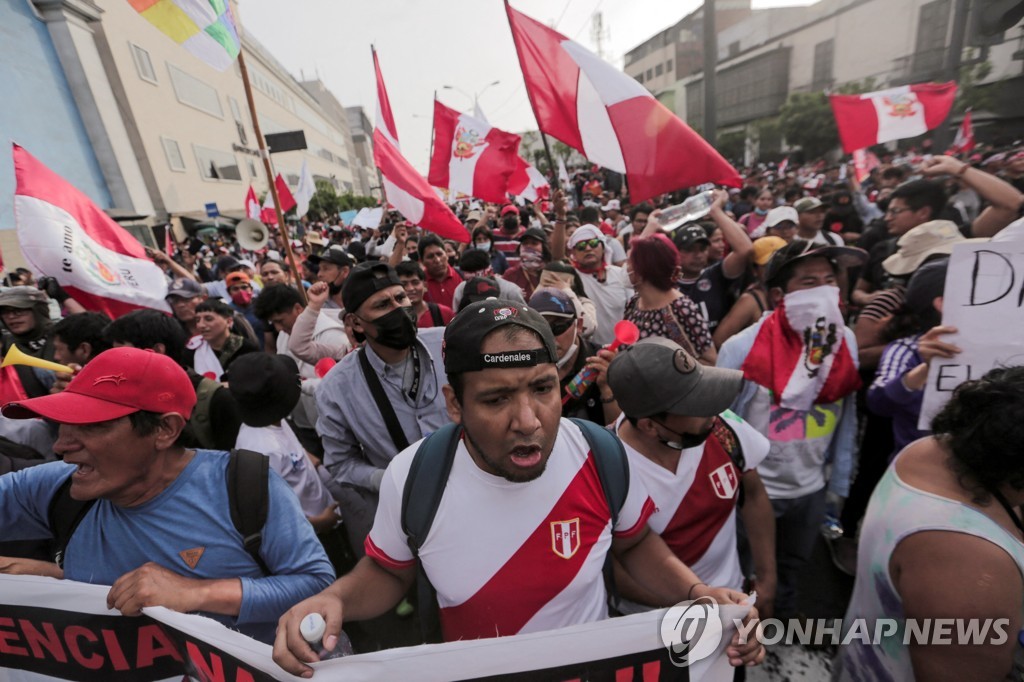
[614,411,768,591]
[366,418,654,641]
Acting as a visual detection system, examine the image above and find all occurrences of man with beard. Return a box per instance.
[315,263,449,555]
[274,299,765,675]
[307,245,355,316]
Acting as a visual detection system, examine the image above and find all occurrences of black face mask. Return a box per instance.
[328,281,343,296]
[654,420,713,450]
[364,306,417,350]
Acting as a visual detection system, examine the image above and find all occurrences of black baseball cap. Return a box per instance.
[607,338,743,418]
[459,276,502,311]
[308,245,354,268]
[443,299,557,374]
[225,354,301,427]
[342,262,402,314]
[764,239,868,288]
[673,224,711,249]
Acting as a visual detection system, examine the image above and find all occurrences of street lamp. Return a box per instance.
[442,80,501,110]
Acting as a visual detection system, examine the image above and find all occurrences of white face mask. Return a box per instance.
[556,330,579,370]
[783,285,842,332]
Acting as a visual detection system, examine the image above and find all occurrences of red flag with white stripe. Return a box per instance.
[829,83,957,154]
[428,99,521,204]
[509,156,550,203]
[373,51,468,242]
[948,109,976,155]
[244,185,261,220]
[373,46,400,149]
[504,2,740,203]
[12,144,171,317]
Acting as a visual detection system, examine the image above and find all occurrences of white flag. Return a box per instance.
[295,160,315,218]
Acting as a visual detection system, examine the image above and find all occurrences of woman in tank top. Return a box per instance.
[834,366,1024,682]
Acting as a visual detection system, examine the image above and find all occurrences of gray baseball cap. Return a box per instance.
[607,338,743,418]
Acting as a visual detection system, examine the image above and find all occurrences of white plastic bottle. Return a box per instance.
[299,613,354,660]
[656,190,717,232]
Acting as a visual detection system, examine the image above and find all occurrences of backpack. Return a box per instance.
[47,449,270,574]
[400,418,629,642]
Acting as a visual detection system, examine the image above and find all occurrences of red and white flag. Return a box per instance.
[261,175,296,225]
[829,82,957,154]
[948,109,976,156]
[428,100,521,204]
[12,144,170,317]
[777,157,789,175]
[244,185,261,220]
[509,156,550,203]
[504,2,740,203]
[373,51,468,242]
[373,46,400,149]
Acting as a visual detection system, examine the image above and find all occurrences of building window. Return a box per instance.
[646,68,654,80]
[130,44,157,84]
[228,96,248,145]
[913,0,951,79]
[168,65,223,118]
[812,39,834,91]
[247,159,258,178]
[655,63,664,76]
[666,59,673,72]
[729,41,741,58]
[194,145,241,181]
[161,138,185,172]
[636,72,644,84]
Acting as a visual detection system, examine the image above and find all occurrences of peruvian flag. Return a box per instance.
[428,99,521,204]
[12,144,171,317]
[948,109,976,155]
[261,174,296,225]
[777,157,789,175]
[373,46,400,149]
[373,50,468,242]
[505,2,740,203]
[830,82,957,154]
[509,156,550,203]
[244,185,261,220]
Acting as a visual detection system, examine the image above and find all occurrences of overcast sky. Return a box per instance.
[240,0,811,175]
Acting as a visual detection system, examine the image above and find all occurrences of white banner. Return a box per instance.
[0,575,748,681]
[920,240,1024,428]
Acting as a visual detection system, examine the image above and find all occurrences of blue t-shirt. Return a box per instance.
[0,450,334,643]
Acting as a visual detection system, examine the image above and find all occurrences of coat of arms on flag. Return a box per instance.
[709,463,739,501]
[550,518,580,559]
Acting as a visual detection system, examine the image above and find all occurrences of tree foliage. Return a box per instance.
[779,79,877,158]
[306,179,376,219]
[955,55,998,113]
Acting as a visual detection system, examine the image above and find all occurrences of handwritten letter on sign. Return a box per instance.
[919,240,1024,429]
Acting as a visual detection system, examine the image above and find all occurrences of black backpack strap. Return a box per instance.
[48,475,96,569]
[358,346,410,452]
[570,418,630,612]
[227,449,271,575]
[570,419,629,526]
[400,423,463,643]
[427,302,444,327]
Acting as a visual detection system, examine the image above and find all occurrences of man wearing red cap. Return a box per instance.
[0,347,334,643]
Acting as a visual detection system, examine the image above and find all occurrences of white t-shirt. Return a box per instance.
[614,412,769,591]
[366,418,655,641]
[578,265,634,347]
[235,422,333,518]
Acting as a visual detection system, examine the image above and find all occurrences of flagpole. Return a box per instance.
[236,49,307,305]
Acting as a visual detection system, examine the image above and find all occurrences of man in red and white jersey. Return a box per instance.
[607,338,779,619]
[274,299,765,675]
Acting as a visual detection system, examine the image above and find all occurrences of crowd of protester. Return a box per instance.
[1,145,1024,680]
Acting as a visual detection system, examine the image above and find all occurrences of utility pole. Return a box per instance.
[703,0,718,147]
[934,0,970,151]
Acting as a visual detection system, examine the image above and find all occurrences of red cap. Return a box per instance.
[2,347,196,424]
[500,205,519,216]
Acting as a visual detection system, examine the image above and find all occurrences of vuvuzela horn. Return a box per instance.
[1,345,75,374]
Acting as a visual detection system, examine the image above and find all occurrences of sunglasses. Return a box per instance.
[544,316,576,336]
[573,238,603,252]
